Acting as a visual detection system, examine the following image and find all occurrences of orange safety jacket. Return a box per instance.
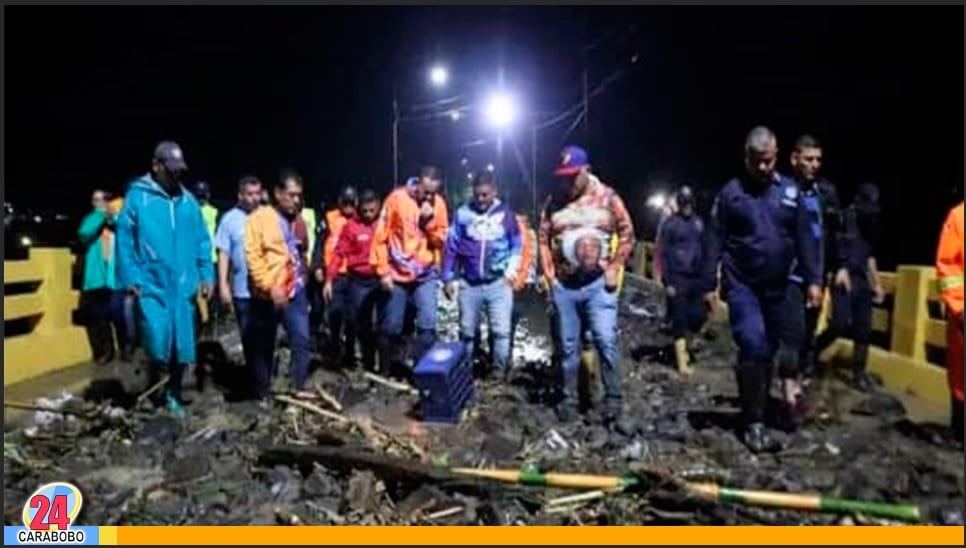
[370,184,449,283]
[324,209,351,277]
[936,201,964,403]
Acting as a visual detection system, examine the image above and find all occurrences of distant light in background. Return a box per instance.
[466,172,474,180]
[484,92,518,129]
[486,163,495,172]
[20,236,32,247]
[429,65,449,87]
[449,110,461,121]
[460,157,469,166]
[647,193,667,210]
[33,215,42,224]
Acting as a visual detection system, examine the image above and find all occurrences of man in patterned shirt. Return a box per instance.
[539,146,636,432]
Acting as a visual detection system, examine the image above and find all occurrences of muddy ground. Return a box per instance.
[4,276,964,526]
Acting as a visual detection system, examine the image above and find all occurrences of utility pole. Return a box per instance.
[582,59,589,142]
[531,125,538,223]
[392,90,400,188]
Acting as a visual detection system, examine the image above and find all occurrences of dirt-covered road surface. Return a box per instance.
[4,276,963,526]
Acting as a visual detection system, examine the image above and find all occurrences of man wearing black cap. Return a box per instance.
[116,141,214,416]
[539,145,636,433]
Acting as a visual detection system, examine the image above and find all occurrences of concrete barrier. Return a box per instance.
[4,248,92,387]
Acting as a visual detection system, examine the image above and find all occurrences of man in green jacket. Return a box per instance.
[78,189,129,363]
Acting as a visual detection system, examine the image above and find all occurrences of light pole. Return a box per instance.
[392,63,449,187]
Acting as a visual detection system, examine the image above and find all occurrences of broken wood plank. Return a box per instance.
[364,372,418,395]
[274,395,349,424]
[313,381,344,412]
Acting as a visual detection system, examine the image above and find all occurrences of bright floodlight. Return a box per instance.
[484,93,517,129]
[647,193,667,210]
[486,163,495,172]
[429,65,449,87]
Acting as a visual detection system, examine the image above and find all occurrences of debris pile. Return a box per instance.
[3,277,963,526]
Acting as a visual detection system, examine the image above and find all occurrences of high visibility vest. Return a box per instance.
[302,207,318,260]
[936,201,964,403]
[201,202,219,262]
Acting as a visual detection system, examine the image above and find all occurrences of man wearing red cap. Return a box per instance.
[539,146,636,432]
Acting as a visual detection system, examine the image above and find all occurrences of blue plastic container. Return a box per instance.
[413,341,474,423]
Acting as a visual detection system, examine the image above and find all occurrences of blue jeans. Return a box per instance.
[250,289,310,397]
[552,276,622,408]
[123,294,138,351]
[459,279,513,373]
[378,275,438,373]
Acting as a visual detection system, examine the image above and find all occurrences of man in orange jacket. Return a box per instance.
[936,201,964,442]
[371,166,449,377]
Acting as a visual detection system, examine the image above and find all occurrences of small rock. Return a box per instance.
[850,393,906,417]
[344,470,378,513]
[302,466,342,499]
[481,432,522,462]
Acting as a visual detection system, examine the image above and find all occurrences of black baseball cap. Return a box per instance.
[153,141,188,171]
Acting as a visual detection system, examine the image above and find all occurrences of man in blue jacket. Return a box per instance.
[116,141,214,416]
[703,126,822,453]
[657,185,707,377]
[442,172,523,380]
[775,135,843,425]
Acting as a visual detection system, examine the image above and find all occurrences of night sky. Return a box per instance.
[6,6,963,268]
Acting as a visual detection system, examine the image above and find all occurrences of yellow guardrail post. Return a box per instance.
[890,266,934,361]
[4,248,92,387]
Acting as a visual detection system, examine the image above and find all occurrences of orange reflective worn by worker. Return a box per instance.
[936,201,964,442]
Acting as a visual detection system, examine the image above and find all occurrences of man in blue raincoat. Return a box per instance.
[116,141,214,415]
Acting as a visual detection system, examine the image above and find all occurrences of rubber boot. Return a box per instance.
[674,338,694,376]
[952,398,964,444]
[736,365,777,454]
[165,363,187,418]
[147,362,167,408]
[852,343,874,392]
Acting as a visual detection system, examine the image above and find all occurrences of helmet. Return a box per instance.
[193,181,211,200]
[338,186,359,206]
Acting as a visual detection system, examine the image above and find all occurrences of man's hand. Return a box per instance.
[444,281,458,300]
[504,273,517,288]
[536,276,552,295]
[314,268,324,283]
[270,286,288,309]
[872,281,886,305]
[380,275,395,292]
[834,268,851,292]
[322,281,334,304]
[703,291,718,312]
[418,202,435,225]
[604,267,619,292]
[806,284,823,309]
[665,285,677,298]
[127,286,141,298]
[200,283,213,300]
[219,284,233,307]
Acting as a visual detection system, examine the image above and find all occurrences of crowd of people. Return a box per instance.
[75,127,964,452]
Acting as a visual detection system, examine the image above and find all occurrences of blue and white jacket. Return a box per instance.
[442,199,522,285]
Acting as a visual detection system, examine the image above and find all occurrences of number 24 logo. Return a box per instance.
[22,482,83,531]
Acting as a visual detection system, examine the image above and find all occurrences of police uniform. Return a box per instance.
[659,210,708,371]
[777,177,842,380]
[704,172,819,451]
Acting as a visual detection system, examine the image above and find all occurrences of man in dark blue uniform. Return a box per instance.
[776,135,842,424]
[813,183,885,392]
[703,126,822,453]
[658,185,708,376]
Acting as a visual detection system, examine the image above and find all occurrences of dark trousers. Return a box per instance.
[123,294,139,351]
[328,275,356,359]
[777,282,825,378]
[725,279,786,426]
[83,288,128,359]
[250,289,310,398]
[814,273,873,372]
[233,297,254,370]
[666,275,707,339]
[349,275,382,371]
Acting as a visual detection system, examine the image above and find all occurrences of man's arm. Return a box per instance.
[936,206,964,320]
[370,195,393,278]
[609,192,635,269]
[795,191,821,288]
[538,204,556,284]
[505,210,523,279]
[701,194,725,294]
[425,197,450,250]
[440,212,462,284]
[115,196,144,292]
[77,210,107,245]
[326,223,352,284]
[213,215,233,293]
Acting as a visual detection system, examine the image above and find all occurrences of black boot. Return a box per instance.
[736,365,778,454]
[166,363,192,407]
[852,344,874,392]
[147,362,167,408]
[556,386,579,423]
[603,400,635,437]
[952,398,964,444]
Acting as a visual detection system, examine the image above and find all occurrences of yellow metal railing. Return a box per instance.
[3,248,92,387]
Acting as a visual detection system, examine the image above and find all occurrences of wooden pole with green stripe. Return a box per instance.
[450,467,921,522]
